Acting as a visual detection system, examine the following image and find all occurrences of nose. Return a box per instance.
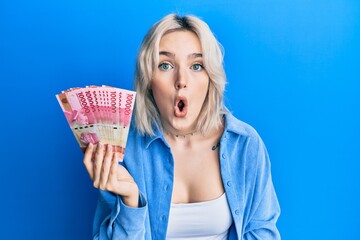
[175,68,187,90]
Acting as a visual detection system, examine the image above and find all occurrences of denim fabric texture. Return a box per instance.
[92,112,280,239]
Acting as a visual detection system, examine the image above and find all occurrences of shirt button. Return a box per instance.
[164,185,168,191]
[235,209,240,215]
[227,181,232,187]
[161,215,166,221]
[222,153,226,159]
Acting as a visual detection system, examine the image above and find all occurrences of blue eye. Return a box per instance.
[158,63,173,71]
[191,63,203,71]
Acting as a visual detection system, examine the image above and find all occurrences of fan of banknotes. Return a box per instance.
[56,85,136,153]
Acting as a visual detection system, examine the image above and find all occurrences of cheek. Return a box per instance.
[195,77,210,95]
[151,72,173,92]
[201,79,210,97]
[151,81,172,110]
[151,81,168,99]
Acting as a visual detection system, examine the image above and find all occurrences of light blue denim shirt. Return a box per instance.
[92,112,280,239]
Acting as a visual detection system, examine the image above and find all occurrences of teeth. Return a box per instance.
[178,100,184,111]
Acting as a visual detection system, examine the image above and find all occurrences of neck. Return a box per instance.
[163,128,202,151]
[163,125,223,152]
[163,128,197,139]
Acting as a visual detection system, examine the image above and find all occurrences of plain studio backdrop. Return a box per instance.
[0,0,359,239]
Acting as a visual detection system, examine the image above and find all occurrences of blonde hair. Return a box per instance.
[134,13,227,136]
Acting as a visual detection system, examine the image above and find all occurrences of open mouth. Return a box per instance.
[174,96,188,117]
[178,100,185,112]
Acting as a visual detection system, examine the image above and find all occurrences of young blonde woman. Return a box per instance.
[83,14,280,239]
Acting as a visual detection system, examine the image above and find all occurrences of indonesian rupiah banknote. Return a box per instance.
[56,85,136,153]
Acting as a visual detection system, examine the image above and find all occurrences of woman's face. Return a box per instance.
[151,30,210,134]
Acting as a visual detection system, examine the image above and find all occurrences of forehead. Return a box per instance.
[159,30,202,54]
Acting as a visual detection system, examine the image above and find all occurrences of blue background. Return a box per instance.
[1,0,359,239]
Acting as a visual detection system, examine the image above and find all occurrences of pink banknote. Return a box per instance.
[56,86,136,153]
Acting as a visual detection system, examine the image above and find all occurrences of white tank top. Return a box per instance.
[166,193,233,239]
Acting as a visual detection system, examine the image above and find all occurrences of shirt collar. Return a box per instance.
[144,122,169,149]
[223,111,250,137]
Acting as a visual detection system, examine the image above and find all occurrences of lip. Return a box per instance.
[174,96,188,117]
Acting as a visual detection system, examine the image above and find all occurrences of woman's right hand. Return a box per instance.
[83,143,139,208]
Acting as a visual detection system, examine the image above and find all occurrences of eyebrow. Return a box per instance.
[159,51,203,59]
[190,53,203,59]
[159,51,175,58]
